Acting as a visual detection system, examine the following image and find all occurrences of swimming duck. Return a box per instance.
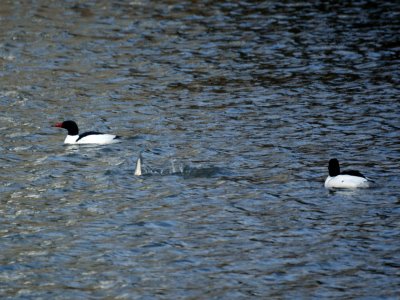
[54,120,120,144]
[324,158,370,189]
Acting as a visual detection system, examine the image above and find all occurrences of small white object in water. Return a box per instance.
[134,154,142,176]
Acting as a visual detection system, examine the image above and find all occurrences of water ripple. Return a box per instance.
[1,0,400,299]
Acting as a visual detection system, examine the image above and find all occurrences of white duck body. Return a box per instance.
[324,174,370,189]
[64,133,119,145]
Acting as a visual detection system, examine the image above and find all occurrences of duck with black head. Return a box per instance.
[54,120,120,144]
[324,158,370,189]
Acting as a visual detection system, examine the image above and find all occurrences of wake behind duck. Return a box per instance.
[134,155,220,178]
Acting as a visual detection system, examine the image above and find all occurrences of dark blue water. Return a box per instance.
[1,1,399,298]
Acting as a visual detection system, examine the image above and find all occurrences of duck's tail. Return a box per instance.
[134,153,142,176]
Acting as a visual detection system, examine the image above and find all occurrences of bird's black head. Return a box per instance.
[54,120,79,136]
[328,158,340,176]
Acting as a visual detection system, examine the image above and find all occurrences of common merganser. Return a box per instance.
[324,158,370,189]
[54,120,120,144]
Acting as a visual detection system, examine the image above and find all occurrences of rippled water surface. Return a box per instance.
[1,0,400,298]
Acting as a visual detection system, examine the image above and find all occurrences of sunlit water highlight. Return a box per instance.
[1,1,400,299]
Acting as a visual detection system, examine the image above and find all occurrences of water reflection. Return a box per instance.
[0,0,399,299]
